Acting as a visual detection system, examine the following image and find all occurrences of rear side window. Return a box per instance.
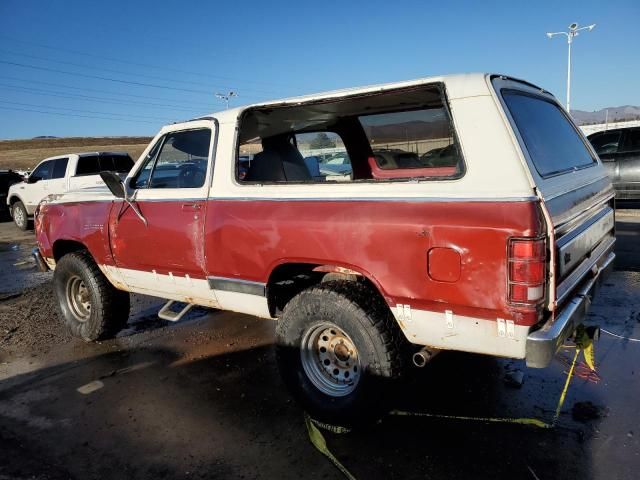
[76,156,101,176]
[237,84,464,183]
[588,131,622,156]
[51,158,68,179]
[620,128,640,153]
[503,91,595,177]
[111,155,134,172]
[360,108,461,178]
[76,155,135,176]
[97,155,134,173]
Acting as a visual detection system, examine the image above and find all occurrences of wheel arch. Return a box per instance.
[265,260,390,317]
[8,194,24,207]
[52,239,91,262]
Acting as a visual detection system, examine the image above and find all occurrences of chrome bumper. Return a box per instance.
[525,250,615,368]
[32,247,49,272]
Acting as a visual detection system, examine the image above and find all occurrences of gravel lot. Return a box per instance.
[0,213,639,480]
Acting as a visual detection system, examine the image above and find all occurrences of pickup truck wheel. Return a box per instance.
[12,201,29,230]
[54,251,130,341]
[276,280,402,426]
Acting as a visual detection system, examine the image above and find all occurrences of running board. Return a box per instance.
[158,301,194,322]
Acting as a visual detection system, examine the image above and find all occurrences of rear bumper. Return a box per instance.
[525,249,615,368]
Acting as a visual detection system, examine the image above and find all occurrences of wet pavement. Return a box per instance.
[0,213,639,479]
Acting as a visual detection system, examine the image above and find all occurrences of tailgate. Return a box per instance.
[493,76,616,310]
[544,178,615,306]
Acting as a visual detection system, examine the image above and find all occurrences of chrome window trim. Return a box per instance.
[205,195,538,203]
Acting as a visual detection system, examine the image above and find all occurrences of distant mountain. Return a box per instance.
[32,135,58,139]
[572,106,640,125]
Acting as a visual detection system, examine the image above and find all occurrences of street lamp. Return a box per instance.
[546,22,596,113]
[216,91,237,109]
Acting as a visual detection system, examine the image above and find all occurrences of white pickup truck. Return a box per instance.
[7,152,134,230]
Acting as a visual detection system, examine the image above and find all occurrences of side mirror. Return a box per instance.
[100,171,125,199]
[27,175,39,184]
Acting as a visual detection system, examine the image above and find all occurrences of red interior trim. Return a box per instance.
[367,156,457,179]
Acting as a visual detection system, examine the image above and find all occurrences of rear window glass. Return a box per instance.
[76,155,134,175]
[503,91,595,177]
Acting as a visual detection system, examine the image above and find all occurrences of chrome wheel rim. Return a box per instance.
[301,323,361,397]
[66,275,91,322]
[13,206,25,228]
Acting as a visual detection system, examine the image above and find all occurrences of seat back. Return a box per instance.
[246,137,311,182]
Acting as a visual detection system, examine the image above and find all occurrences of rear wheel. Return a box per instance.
[12,201,29,231]
[276,280,403,426]
[54,251,130,341]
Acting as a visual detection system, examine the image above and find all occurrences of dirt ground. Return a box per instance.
[0,211,639,479]
[0,136,151,170]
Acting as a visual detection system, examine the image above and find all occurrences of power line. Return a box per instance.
[0,100,173,121]
[0,48,280,96]
[0,83,204,112]
[0,75,207,107]
[0,105,162,124]
[0,34,286,91]
[0,59,218,95]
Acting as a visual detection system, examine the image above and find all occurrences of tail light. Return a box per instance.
[508,237,546,306]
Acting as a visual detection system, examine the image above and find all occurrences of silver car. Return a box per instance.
[588,126,640,200]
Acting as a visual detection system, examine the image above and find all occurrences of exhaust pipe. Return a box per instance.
[412,347,440,368]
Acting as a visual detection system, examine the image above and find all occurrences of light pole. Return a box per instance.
[216,91,237,109]
[546,22,595,113]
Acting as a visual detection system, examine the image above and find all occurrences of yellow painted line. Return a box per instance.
[305,414,356,480]
[306,349,584,479]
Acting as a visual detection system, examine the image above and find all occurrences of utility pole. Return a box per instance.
[546,23,596,113]
[216,91,237,109]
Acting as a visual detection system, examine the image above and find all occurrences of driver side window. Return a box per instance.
[150,129,211,189]
[132,129,211,189]
[30,160,53,183]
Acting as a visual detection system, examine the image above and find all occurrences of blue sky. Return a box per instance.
[0,0,638,139]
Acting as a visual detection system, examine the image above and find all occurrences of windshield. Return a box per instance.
[503,91,595,177]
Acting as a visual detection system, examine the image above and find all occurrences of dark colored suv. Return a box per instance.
[588,126,640,200]
[0,169,23,218]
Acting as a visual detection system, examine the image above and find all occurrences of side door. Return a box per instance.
[22,160,54,213]
[109,122,218,305]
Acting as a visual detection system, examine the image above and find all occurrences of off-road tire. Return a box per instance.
[12,201,29,231]
[276,280,403,426]
[54,251,130,341]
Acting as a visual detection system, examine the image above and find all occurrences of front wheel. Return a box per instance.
[12,201,29,231]
[54,251,130,341]
[276,281,403,426]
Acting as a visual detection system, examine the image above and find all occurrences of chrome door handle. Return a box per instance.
[181,203,201,211]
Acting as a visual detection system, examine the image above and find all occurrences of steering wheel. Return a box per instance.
[178,164,206,188]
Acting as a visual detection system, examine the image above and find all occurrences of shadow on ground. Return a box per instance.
[0,336,609,480]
